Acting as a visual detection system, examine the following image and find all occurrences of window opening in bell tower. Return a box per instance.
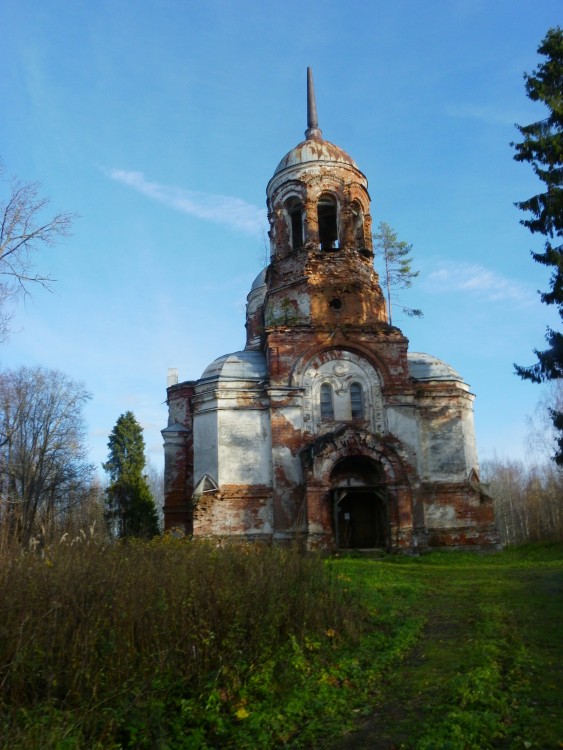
[286,198,304,250]
[318,194,339,251]
[352,201,365,249]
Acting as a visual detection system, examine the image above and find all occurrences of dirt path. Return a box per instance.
[328,562,563,750]
[329,581,475,750]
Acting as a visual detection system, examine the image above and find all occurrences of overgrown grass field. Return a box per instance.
[0,538,561,749]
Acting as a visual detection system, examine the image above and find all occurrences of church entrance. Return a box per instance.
[334,488,389,549]
[330,457,390,550]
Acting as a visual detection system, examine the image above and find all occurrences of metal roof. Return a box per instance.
[273,138,358,176]
[200,350,268,382]
[407,352,464,382]
[250,267,267,291]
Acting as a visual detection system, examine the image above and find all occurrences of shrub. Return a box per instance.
[0,535,370,747]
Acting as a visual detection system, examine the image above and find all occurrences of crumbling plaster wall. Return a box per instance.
[268,387,306,539]
[190,377,275,540]
[193,381,272,488]
[413,383,478,482]
[192,393,219,486]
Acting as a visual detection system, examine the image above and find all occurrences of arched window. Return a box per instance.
[320,383,334,420]
[317,194,339,251]
[286,198,304,250]
[351,201,365,248]
[350,382,364,419]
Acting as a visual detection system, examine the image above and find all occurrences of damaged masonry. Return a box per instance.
[162,69,500,552]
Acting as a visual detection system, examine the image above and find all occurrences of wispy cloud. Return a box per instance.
[423,261,536,307]
[445,103,522,126]
[107,169,267,236]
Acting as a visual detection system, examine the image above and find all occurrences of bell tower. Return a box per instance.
[259,69,413,546]
[263,68,402,388]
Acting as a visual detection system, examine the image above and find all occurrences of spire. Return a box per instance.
[305,67,323,141]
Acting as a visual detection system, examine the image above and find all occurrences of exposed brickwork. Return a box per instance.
[162,82,500,551]
[193,485,273,539]
[162,381,195,534]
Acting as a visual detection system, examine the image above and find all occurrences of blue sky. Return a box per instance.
[0,0,561,475]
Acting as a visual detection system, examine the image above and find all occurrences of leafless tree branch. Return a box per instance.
[0,161,76,341]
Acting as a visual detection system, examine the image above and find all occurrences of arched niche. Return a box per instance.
[299,349,386,435]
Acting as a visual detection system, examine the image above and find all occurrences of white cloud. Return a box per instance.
[106,169,267,236]
[423,261,536,306]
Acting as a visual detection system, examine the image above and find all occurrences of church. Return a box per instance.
[162,70,499,551]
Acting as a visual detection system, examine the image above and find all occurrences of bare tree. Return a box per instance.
[0,366,94,545]
[58,476,109,541]
[0,161,75,341]
[481,457,562,545]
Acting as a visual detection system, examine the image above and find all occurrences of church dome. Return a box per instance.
[273,138,358,177]
[200,350,267,382]
[407,353,464,383]
[267,68,367,199]
[250,267,267,292]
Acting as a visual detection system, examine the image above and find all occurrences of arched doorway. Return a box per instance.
[331,456,390,550]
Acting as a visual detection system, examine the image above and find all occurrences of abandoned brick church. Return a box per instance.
[162,69,499,551]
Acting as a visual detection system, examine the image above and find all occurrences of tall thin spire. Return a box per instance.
[305,67,322,141]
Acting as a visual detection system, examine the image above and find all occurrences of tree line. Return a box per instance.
[0,364,160,547]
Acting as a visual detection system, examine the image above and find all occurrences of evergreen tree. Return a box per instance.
[512,27,563,465]
[103,411,160,538]
[373,222,422,325]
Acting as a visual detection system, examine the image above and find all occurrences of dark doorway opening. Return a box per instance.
[334,489,389,549]
[331,456,390,550]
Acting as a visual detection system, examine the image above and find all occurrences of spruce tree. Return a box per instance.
[513,27,563,464]
[103,411,160,538]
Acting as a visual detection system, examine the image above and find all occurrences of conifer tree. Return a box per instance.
[103,411,160,538]
[512,27,563,464]
[373,222,422,325]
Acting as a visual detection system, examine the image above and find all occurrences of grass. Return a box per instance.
[0,539,561,748]
[0,536,378,749]
[331,544,563,749]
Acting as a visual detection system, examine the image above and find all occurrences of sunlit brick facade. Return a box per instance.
[163,70,500,551]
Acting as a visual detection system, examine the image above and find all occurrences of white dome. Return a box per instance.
[407,352,464,382]
[273,138,358,176]
[200,350,267,382]
[250,268,267,292]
